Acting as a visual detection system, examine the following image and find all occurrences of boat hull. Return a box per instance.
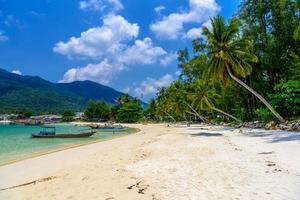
[31,131,95,138]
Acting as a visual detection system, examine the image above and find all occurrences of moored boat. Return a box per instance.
[31,126,95,138]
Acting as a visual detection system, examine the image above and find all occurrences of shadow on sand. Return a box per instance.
[190,132,223,137]
[244,130,300,143]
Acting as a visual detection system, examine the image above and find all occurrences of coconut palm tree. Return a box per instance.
[168,81,206,122]
[202,16,284,122]
[156,87,176,122]
[189,79,241,122]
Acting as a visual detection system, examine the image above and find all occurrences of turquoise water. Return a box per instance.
[0,124,129,165]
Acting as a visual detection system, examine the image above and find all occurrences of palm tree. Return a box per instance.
[169,81,206,122]
[189,80,241,122]
[202,16,284,122]
[156,87,176,122]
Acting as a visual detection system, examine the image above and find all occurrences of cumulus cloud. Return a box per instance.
[12,70,22,75]
[119,37,167,65]
[55,15,175,84]
[150,0,220,39]
[185,27,203,39]
[59,60,123,84]
[53,15,139,59]
[154,5,166,13]
[135,74,174,98]
[0,31,8,42]
[184,19,213,39]
[160,52,177,66]
[79,0,123,12]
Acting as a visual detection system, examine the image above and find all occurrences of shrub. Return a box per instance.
[270,80,300,118]
[254,108,275,122]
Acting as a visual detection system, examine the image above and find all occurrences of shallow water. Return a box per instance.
[0,123,129,165]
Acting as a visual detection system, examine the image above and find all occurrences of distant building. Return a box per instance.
[30,115,63,123]
[0,114,19,120]
[75,112,84,120]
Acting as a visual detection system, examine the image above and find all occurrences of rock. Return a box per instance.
[265,121,277,130]
[291,121,300,132]
[279,124,290,130]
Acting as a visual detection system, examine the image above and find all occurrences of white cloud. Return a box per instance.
[79,0,123,12]
[56,15,175,84]
[122,87,131,94]
[184,19,213,39]
[175,70,181,76]
[119,37,167,65]
[59,59,123,84]
[154,5,166,13]
[135,74,174,98]
[12,70,22,75]
[185,27,203,39]
[160,52,177,66]
[202,19,213,31]
[53,15,139,59]
[0,31,8,42]
[150,0,220,39]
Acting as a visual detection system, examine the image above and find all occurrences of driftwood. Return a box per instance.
[0,176,56,191]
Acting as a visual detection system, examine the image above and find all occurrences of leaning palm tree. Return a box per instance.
[189,79,241,122]
[169,81,207,122]
[156,87,176,122]
[202,16,284,122]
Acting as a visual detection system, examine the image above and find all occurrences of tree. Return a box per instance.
[116,102,143,123]
[189,80,241,122]
[62,110,75,122]
[116,94,132,106]
[144,99,157,120]
[201,16,284,122]
[84,100,110,121]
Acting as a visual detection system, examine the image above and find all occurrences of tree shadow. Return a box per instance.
[244,130,300,143]
[187,128,208,130]
[190,132,223,137]
[270,134,300,143]
[244,132,274,138]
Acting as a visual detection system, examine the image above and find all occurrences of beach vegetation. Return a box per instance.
[152,0,300,123]
[62,110,75,122]
[116,102,143,123]
[84,100,111,121]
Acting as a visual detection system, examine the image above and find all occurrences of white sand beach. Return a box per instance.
[0,124,300,200]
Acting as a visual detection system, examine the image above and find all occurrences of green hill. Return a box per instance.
[0,69,125,113]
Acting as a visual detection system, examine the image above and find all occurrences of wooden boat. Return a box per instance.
[97,127,126,132]
[31,126,95,138]
[89,123,126,131]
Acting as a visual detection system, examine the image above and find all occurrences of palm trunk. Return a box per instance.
[225,64,284,122]
[212,107,241,123]
[185,103,207,122]
[163,111,176,122]
[186,110,206,122]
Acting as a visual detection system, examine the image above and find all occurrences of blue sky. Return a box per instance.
[0,0,240,101]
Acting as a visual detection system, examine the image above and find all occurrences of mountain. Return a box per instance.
[0,69,125,113]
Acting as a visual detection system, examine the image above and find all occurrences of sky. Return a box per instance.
[0,0,240,102]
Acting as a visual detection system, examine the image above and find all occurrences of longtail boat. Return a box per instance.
[31,126,95,138]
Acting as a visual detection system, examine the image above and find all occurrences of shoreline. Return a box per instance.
[0,127,140,167]
[0,124,299,200]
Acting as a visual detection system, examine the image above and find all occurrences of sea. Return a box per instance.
[0,123,128,165]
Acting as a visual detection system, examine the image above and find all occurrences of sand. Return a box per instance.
[0,124,299,200]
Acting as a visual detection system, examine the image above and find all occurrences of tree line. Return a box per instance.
[148,0,300,123]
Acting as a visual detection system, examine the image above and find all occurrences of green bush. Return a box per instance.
[254,108,275,122]
[270,80,300,118]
